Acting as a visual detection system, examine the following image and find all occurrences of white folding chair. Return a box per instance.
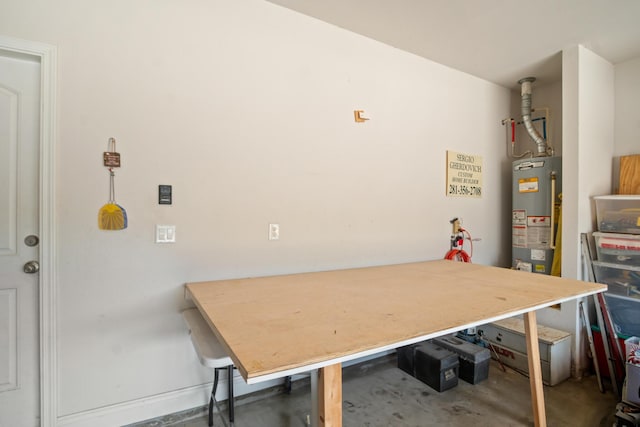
[182,308,235,426]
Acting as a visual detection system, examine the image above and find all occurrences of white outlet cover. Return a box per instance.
[156,225,176,243]
[269,223,280,240]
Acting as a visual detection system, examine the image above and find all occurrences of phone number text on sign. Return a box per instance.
[448,184,482,197]
[446,150,483,198]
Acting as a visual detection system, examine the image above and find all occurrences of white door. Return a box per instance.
[0,50,41,427]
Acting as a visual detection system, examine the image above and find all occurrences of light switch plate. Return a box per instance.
[156,225,176,243]
[269,223,280,240]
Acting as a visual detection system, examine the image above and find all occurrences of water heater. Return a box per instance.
[512,156,562,274]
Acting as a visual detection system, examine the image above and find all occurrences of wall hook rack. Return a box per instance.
[354,110,369,123]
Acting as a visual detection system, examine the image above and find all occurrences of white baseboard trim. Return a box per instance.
[56,376,281,427]
[56,350,395,427]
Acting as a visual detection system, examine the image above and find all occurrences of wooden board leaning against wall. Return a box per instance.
[618,154,640,195]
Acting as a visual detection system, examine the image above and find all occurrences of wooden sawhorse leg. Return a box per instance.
[318,363,342,427]
[524,311,547,427]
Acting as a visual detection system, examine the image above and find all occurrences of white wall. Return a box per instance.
[558,45,614,376]
[564,46,615,279]
[1,0,513,424]
[614,56,640,157]
[614,55,640,194]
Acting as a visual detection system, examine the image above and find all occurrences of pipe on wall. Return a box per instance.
[518,77,548,155]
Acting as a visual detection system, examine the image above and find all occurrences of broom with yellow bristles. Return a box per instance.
[98,168,127,230]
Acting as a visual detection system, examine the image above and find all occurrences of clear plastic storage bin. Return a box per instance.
[594,195,640,234]
[592,260,640,298]
[593,232,640,265]
[604,293,640,338]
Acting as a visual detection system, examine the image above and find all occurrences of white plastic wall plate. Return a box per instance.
[156,225,176,243]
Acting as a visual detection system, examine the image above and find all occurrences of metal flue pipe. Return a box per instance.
[518,77,547,155]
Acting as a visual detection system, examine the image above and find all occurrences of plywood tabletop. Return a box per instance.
[185,260,606,383]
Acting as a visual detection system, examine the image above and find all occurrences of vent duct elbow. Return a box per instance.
[518,77,547,155]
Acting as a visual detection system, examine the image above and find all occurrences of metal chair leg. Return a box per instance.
[209,368,221,427]
[227,365,235,423]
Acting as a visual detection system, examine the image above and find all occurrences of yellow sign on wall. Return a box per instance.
[446,150,483,198]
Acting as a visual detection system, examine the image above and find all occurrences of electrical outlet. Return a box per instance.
[269,223,280,241]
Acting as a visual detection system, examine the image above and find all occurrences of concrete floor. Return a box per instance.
[133,355,619,427]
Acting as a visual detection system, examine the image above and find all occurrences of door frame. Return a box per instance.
[0,35,57,427]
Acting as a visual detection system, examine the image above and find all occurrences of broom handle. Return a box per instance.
[109,169,116,203]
